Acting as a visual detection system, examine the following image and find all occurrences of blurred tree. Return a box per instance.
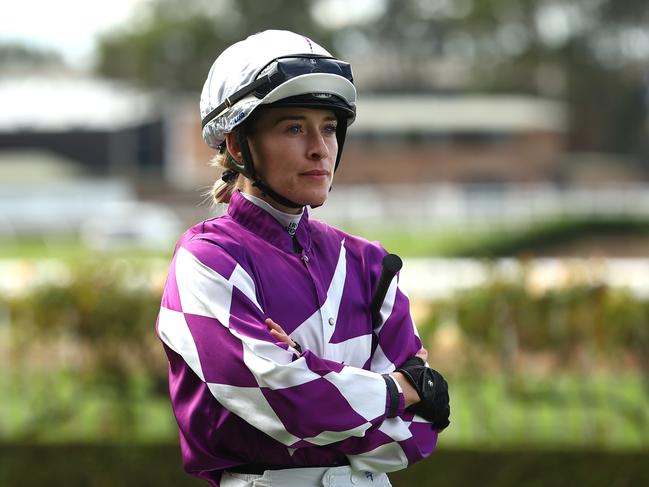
[350,0,649,155]
[459,0,649,156]
[96,0,331,92]
[96,0,649,156]
[0,42,64,69]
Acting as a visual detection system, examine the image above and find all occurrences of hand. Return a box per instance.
[395,357,450,431]
[389,348,428,407]
[390,372,421,407]
[265,318,301,352]
[415,347,428,362]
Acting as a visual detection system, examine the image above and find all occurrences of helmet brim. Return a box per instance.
[202,72,356,148]
[265,93,356,121]
[260,73,356,122]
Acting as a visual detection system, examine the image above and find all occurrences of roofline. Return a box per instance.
[351,95,567,133]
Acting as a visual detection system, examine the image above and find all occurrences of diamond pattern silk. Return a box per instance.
[156,192,437,486]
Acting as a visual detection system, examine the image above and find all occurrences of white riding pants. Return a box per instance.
[220,466,392,487]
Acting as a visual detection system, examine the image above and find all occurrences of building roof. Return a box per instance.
[0,74,156,132]
[352,95,567,133]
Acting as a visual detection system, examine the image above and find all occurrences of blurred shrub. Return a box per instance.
[446,218,649,258]
[7,257,649,380]
[8,259,164,376]
[4,256,649,443]
[5,259,168,440]
[420,277,649,391]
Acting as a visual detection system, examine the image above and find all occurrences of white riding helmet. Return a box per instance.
[200,29,356,148]
[199,30,357,208]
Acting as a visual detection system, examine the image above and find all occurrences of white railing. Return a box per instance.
[2,257,648,301]
[399,257,649,300]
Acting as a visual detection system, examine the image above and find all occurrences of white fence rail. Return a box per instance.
[2,257,649,301]
[400,257,649,300]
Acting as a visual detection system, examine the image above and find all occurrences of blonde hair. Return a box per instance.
[208,150,244,204]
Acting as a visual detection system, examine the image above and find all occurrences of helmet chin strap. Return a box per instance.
[251,180,305,210]
[236,128,305,210]
[234,115,347,211]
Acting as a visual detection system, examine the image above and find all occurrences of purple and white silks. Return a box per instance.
[156,191,438,486]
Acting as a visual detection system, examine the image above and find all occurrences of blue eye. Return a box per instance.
[323,124,337,135]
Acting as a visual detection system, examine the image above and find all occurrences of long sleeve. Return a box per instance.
[333,254,438,472]
[158,240,393,449]
[157,199,439,480]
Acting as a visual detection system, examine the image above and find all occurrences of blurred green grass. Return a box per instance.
[0,370,176,443]
[344,216,649,257]
[0,237,172,260]
[3,216,649,260]
[1,369,646,449]
[445,373,648,449]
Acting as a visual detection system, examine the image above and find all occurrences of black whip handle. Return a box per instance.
[371,254,403,328]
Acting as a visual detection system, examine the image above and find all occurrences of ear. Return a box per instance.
[225,132,242,160]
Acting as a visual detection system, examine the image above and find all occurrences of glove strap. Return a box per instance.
[382,375,400,418]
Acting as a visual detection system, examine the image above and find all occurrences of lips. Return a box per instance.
[301,170,329,176]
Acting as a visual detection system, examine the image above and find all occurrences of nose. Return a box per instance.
[306,129,330,160]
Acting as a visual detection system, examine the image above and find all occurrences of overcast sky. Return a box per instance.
[0,0,151,67]
[0,0,390,69]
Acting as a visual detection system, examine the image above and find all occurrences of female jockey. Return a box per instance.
[157,30,449,487]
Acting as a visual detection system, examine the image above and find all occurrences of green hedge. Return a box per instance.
[419,280,649,371]
[6,259,165,378]
[349,216,649,258]
[2,258,649,447]
[6,257,648,374]
[2,259,170,442]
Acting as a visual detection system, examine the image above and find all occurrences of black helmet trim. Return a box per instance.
[265,93,355,120]
[202,55,354,130]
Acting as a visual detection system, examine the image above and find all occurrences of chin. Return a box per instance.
[304,192,328,208]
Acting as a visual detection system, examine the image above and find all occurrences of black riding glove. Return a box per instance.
[396,357,450,431]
